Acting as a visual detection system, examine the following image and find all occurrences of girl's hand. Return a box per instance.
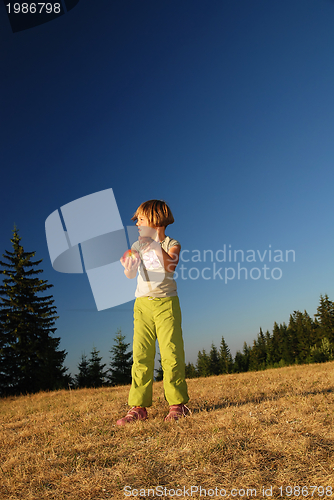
[120,250,140,272]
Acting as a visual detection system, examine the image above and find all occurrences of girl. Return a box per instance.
[117,200,190,425]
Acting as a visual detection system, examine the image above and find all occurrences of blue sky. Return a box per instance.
[1,0,334,378]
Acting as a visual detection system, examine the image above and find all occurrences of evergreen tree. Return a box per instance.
[233,350,246,373]
[309,337,334,363]
[89,347,107,387]
[0,227,69,396]
[314,295,334,344]
[278,321,292,365]
[185,362,197,379]
[249,328,267,371]
[264,330,272,365]
[155,357,163,381]
[286,312,300,364]
[74,353,91,388]
[268,322,283,365]
[209,343,220,375]
[108,329,132,386]
[233,342,250,373]
[285,311,313,364]
[293,310,314,363]
[242,341,251,371]
[219,336,233,374]
[196,349,211,377]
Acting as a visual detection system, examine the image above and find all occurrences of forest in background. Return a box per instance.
[178,294,334,380]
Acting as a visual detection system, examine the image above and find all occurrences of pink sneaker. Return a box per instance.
[164,404,191,422]
[116,407,147,426]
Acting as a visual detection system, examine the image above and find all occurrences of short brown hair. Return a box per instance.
[131,200,174,227]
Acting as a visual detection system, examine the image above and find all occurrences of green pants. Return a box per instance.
[128,296,189,407]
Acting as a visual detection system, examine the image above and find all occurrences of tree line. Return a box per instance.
[1,227,333,396]
[180,294,334,379]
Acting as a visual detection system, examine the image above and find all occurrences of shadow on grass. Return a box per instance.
[190,386,334,414]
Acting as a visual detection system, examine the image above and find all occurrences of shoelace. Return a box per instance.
[168,404,191,417]
[127,407,145,419]
[182,404,191,415]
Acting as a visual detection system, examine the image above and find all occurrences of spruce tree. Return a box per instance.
[270,322,282,365]
[278,321,292,365]
[75,353,91,388]
[185,362,197,379]
[314,295,334,344]
[209,343,220,375]
[88,347,107,387]
[292,310,314,363]
[155,357,163,381]
[233,350,247,373]
[249,328,267,371]
[309,337,334,363]
[264,330,273,366]
[108,329,132,386]
[233,342,251,373]
[0,227,69,396]
[219,336,233,374]
[196,349,211,377]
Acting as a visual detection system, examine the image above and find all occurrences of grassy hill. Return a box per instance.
[1,362,334,499]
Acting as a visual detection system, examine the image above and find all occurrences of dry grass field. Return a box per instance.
[1,362,334,500]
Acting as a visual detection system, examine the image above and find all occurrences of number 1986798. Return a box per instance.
[6,3,61,14]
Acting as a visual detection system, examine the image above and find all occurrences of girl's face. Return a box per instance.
[136,213,156,238]
[136,213,151,228]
